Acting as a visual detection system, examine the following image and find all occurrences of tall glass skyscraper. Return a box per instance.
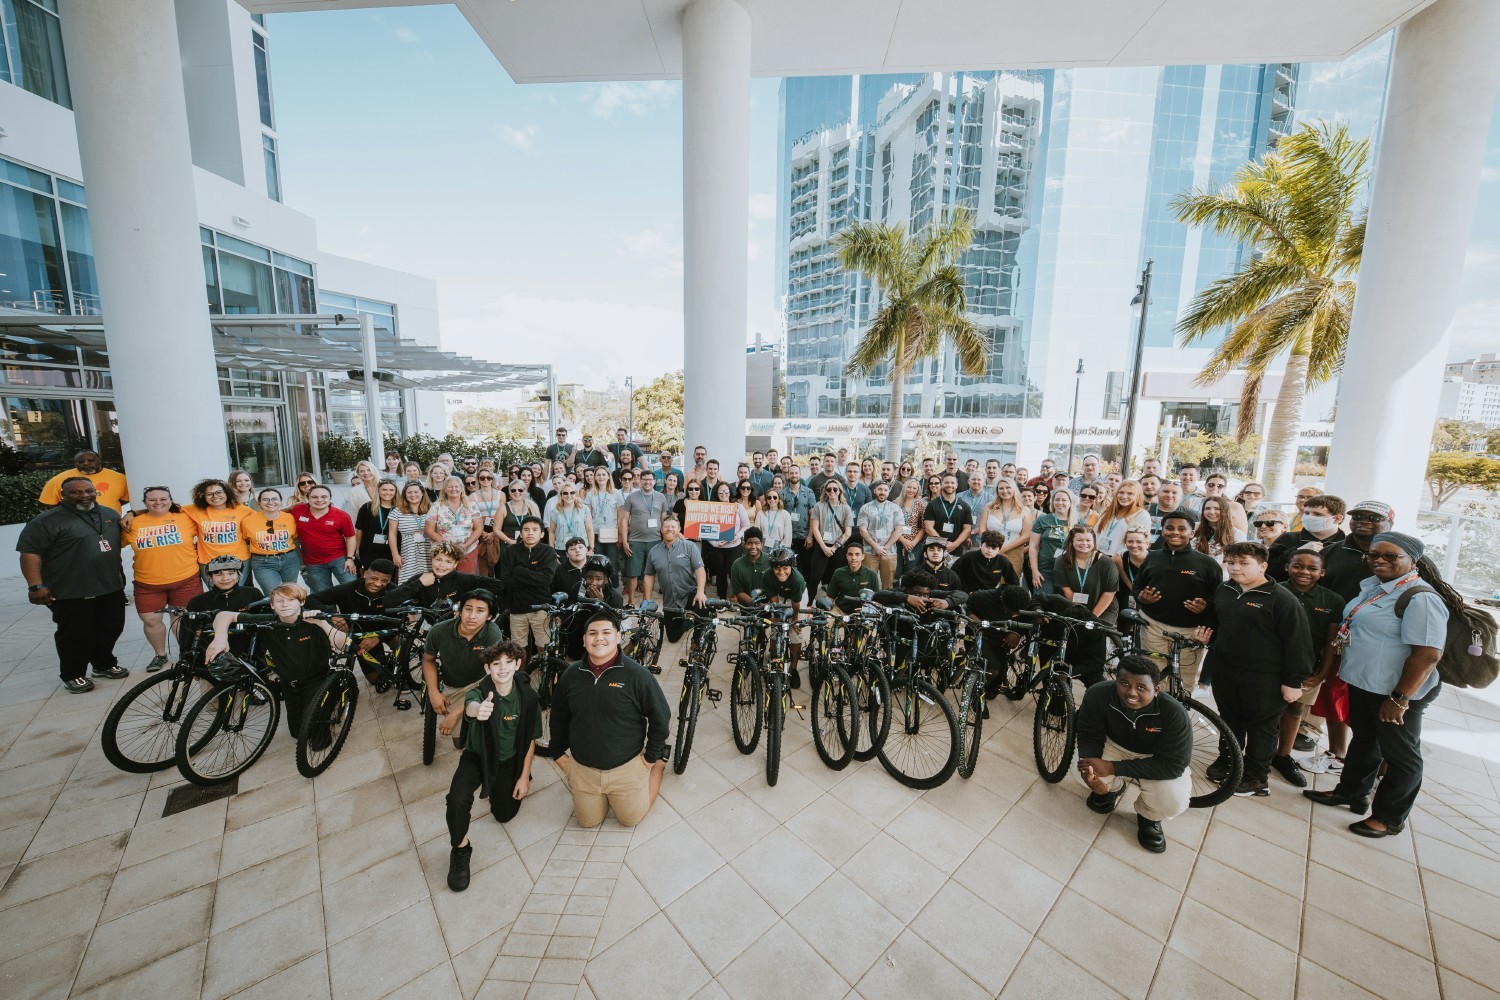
[775,41,1392,464]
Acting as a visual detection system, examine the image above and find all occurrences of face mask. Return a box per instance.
[1301,514,1334,533]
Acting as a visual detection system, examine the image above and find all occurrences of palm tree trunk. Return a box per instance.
[886,365,906,462]
[1261,352,1309,501]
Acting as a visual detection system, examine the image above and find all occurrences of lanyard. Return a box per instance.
[937,497,960,523]
[1337,571,1419,643]
[375,506,390,533]
[1074,555,1093,592]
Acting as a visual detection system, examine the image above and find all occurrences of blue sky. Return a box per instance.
[268,6,1500,391]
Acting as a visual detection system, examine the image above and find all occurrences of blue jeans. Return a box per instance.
[250,552,302,595]
[302,557,355,594]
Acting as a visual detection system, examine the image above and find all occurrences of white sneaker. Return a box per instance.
[1301,751,1342,774]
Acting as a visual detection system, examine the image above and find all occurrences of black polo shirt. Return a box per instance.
[16,504,125,599]
[922,495,973,544]
[1132,544,1222,629]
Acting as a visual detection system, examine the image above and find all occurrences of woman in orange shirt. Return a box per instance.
[247,487,301,594]
[185,478,254,583]
[123,486,202,671]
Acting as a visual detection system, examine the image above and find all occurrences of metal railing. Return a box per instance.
[1415,510,1500,601]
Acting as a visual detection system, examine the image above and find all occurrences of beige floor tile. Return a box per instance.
[1148,948,1253,1000]
[328,899,448,1000]
[315,773,403,837]
[730,825,834,915]
[318,806,413,885]
[1294,958,1382,999]
[920,771,1013,834]
[742,761,823,823]
[1430,913,1500,989]
[883,799,984,874]
[74,883,213,993]
[590,868,659,958]
[50,766,152,816]
[683,788,778,861]
[1302,906,1441,997]
[839,830,946,922]
[825,762,924,827]
[0,785,56,837]
[785,871,903,983]
[534,957,585,984]
[203,891,326,1000]
[312,745,392,799]
[22,790,142,861]
[100,835,221,921]
[433,853,530,955]
[658,758,734,818]
[1165,898,1296,999]
[1070,849,1185,943]
[951,839,1063,933]
[623,793,681,847]
[1200,820,1307,895]
[1436,966,1500,1000]
[1001,940,1124,999]
[586,912,710,1000]
[988,800,1092,882]
[71,941,207,1000]
[453,925,509,1000]
[0,829,127,911]
[0,872,109,965]
[226,951,330,1000]
[666,865,778,975]
[489,780,571,851]
[1414,833,1500,899]
[0,931,91,1000]
[910,880,1031,994]
[1306,862,1432,957]
[785,793,880,867]
[119,796,227,868]
[218,802,316,877]
[1039,889,1162,999]
[1213,794,1315,854]
[323,849,432,944]
[212,843,320,934]
[1308,828,1424,904]
[625,820,723,907]
[1184,855,1302,944]
[387,960,463,1000]
[1421,870,1500,933]
[855,928,987,1000]
[717,919,848,1000]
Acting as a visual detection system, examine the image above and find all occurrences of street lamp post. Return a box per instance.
[1120,259,1153,476]
[1066,358,1084,476]
[625,376,635,443]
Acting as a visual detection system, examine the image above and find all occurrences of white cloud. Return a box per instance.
[1481,166,1500,184]
[1445,298,1500,361]
[499,124,539,152]
[391,25,420,45]
[748,192,776,223]
[620,222,683,279]
[1464,242,1500,275]
[585,81,676,119]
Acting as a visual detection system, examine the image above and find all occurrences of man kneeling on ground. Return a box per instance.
[548,609,670,827]
[1076,654,1192,853]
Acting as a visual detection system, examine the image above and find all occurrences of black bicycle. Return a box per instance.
[173,621,284,786]
[869,602,959,789]
[953,615,1007,780]
[803,600,860,771]
[670,601,731,774]
[839,599,892,762]
[295,612,403,777]
[101,607,223,773]
[726,599,801,786]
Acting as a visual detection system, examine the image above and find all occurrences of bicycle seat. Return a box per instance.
[1118,608,1145,626]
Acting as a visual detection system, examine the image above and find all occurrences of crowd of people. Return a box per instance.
[15,434,1473,872]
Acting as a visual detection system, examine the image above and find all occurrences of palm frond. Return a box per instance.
[845,304,909,378]
[1176,257,1305,345]
[1236,370,1264,442]
[912,207,976,279]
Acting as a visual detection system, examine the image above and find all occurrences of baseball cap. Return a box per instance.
[1348,500,1395,521]
[923,536,950,550]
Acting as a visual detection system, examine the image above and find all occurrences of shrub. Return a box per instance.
[0,471,54,525]
[316,434,370,471]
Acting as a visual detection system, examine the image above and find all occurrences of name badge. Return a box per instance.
[1072,593,1089,605]
[823,529,836,542]
[299,516,310,522]
[647,518,659,528]
[943,522,955,534]
[372,533,387,545]
[902,525,912,536]
[99,539,112,552]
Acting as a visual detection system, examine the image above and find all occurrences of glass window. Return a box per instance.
[59,202,97,314]
[218,251,275,314]
[224,404,286,486]
[252,30,274,129]
[55,178,83,204]
[262,134,281,203]
[215,233,270,263]
[1,394,86,471]
[274,266,314,314]
[203,244,221,314]
[0,178,64,313]
[0,158,50,193]
[2,0,70,107]
[90,399,120,467]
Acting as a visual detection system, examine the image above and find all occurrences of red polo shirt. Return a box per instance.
[288,503,354,565]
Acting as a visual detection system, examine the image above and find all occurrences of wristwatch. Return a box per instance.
[1388,691,1410,706]
[27,584,43,592]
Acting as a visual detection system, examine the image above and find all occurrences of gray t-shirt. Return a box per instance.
[621,490,671,543]
[17,504,126,600]
[645,537,704,607]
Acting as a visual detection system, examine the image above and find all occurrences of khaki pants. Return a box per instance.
[564,756,652,828]
[1080,739,1192,823]
[871,551,898,590]
[510,610,550,649]
[1141,613,1207,691]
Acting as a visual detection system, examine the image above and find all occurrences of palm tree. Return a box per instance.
[1172,120,1368,499]
[836,207,989,462]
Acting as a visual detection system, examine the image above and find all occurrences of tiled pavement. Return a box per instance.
[2,589,1500,1000]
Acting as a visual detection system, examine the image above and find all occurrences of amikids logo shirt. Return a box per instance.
[123,511,199,585]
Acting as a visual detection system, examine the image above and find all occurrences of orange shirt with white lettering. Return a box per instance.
[123,511,200,585]
[38,467,131,512]
[247,511,299,556]
[184,504,254,562]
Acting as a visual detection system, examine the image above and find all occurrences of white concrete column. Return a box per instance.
[60,0,229,495]
[1325,0,1500,524]
[682,0,751,465]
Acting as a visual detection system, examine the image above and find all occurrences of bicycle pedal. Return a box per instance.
[706,688,722,703]
[647,665,662,675]
[726,653,738,664]
[394,698,412,711]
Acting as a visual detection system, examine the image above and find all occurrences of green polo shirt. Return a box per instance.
[425,619,504,688]
[729,552,771,599]
[464,684,541,759]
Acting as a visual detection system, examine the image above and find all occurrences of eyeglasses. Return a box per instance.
[1366,552,1405,563]
[204,490,226,498]
[1253,521,1280,528]
[1349,513,1385,523]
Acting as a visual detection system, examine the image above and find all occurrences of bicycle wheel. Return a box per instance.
[1177,695,1243,808]
[811,661,858,771]
[764,671,784,787]
[102,668,216,773]
[625,616,664,670]
[175,681,279,787]
[531,655,568,744]
[730,658,762,755]
[673,668,703,775]
[956,671,986,780]
[877,676,958,789]
[849,661,892,762]
[1002,653,1031,701]
[296,672,359,778]
[1032,673,1076,783]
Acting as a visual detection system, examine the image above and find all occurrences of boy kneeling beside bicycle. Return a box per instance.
[1076,654,1192,853]
[447,640,541,893]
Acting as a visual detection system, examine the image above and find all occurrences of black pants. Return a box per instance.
[282,678,329,742]
[703,543,742,600]
[1069,628,1107,688]
[1337,683,1438,826]
[50,590,126,682]
[447,749,523,846]
[804,542,847,598]
[1212,666,1284,783]
[663,608,693,644]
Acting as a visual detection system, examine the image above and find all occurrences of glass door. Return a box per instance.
[224,403,287,487]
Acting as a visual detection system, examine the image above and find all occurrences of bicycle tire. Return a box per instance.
[175,680,279,787]
[765,671,784,787]
[673,668,702,775]
[1032,674,1076,783]
[810,662,858,771]
[422,698,437,766]
[956,671,985,780]
[531,655,569,745]
[851,661,892,762]
[101,668,215,773]
[877,675,958,789]
[730,658,762,755]
[1002,654,1031,701]
[296,672,359,778]
[1177,694,1244,808]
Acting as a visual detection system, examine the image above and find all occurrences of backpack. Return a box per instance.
[1394,585,1499,689]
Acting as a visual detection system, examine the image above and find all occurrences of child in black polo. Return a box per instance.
[446,640,542,893]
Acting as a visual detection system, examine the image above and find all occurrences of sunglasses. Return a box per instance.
[687,486,701,492]
[508,487,525,494]
[265,520,277,532]
[1253,520,1280,528]
[1367,552,1405,563]
[561,490,576,496]
[479,475,493,480]
[297,480,314,487]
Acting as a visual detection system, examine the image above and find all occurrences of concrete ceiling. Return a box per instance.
[245,0,1434,83]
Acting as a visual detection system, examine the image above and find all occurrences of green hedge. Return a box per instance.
[380,433,545,472]
[0,471,53,525]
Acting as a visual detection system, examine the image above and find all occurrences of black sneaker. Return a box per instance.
[1086,789,1123,814]
[93,665,129,680]
[1271,754,1308,788]
[1293,733,1317,753]
[1137,816,1166,853]
[448,844,472,892]
[788,667,801,690]
[1233,777,1270,797]
[62,677,95,694]
[1205,756,1232,784]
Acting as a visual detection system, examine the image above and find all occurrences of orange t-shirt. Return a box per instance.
[123,511,200,586]
[38,467,130,512]
[247,511,299,556]
[185,504,253,562]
